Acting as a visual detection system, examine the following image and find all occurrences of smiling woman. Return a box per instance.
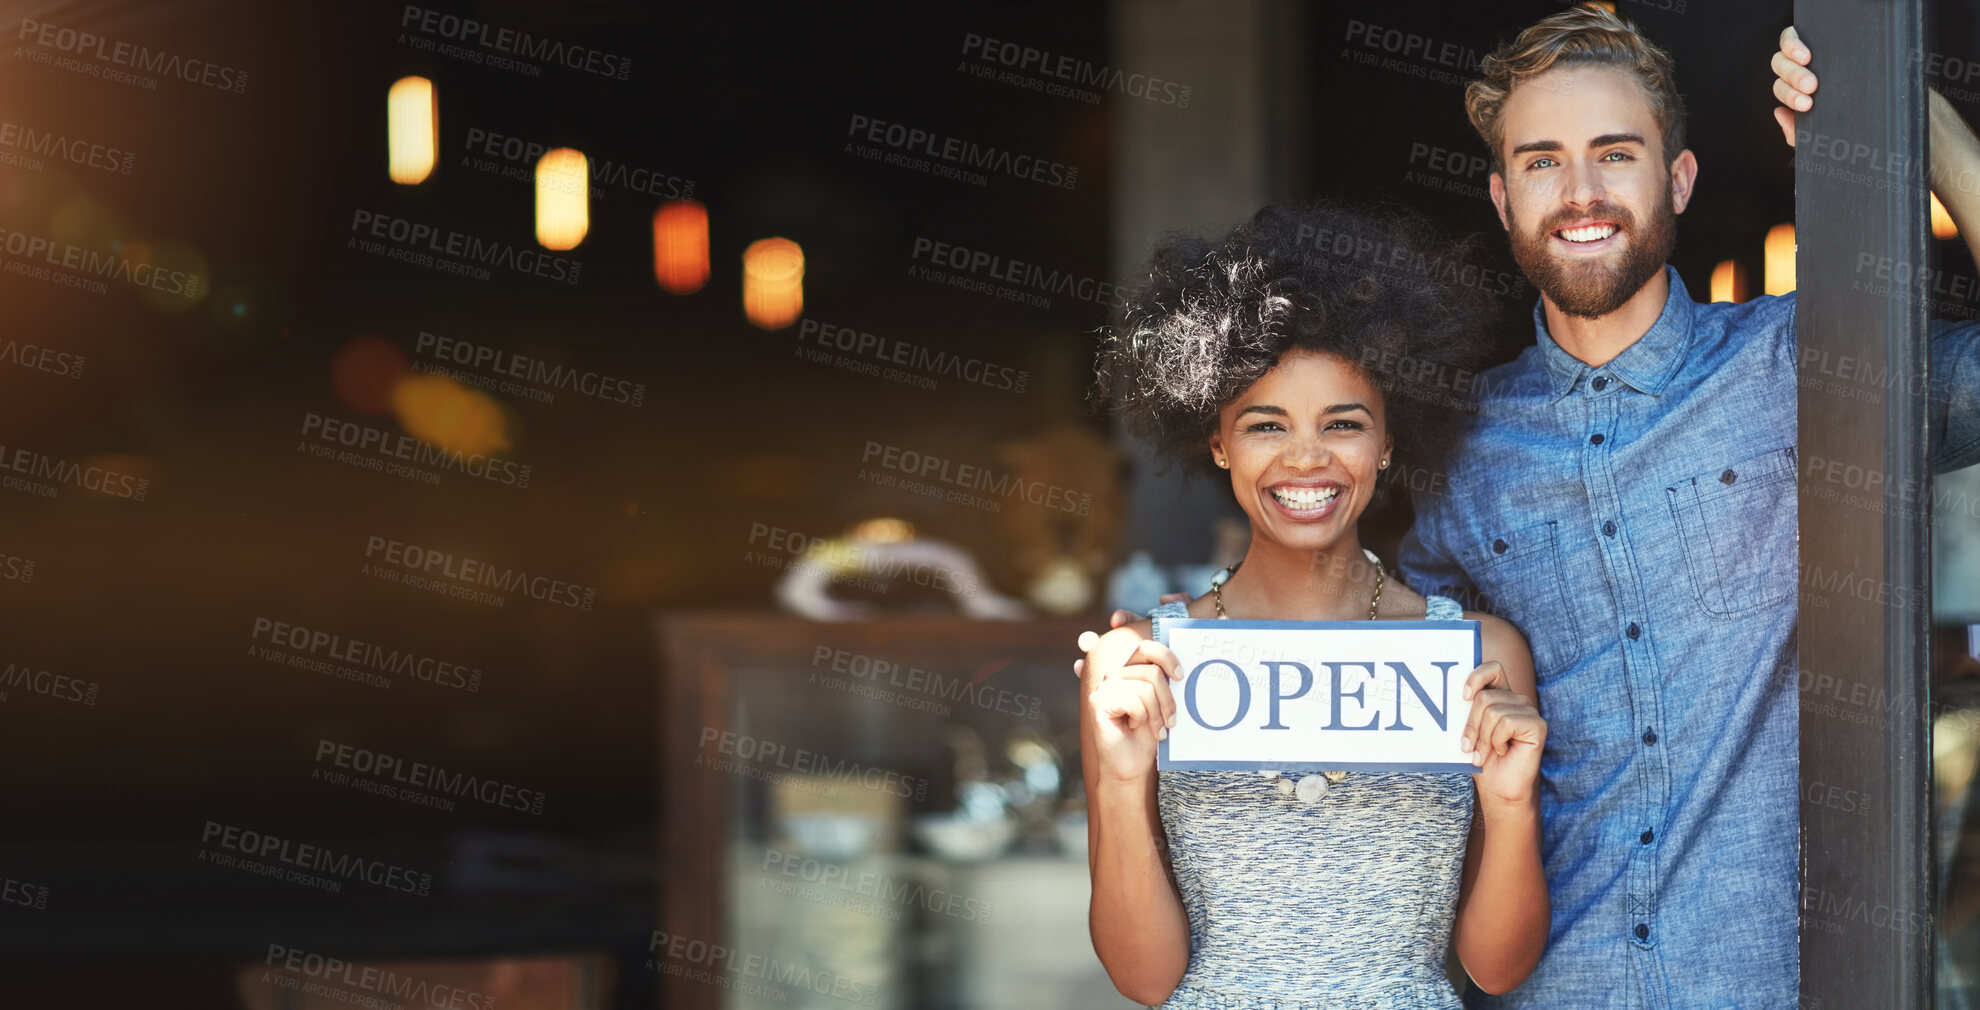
[1078,204,1548,1008]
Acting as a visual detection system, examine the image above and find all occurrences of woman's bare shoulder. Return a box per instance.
[1379,579,1430,619]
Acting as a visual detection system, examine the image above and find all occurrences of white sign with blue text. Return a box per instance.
[1156,618,1482,773]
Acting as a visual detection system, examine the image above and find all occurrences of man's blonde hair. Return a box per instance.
[1465,5,1686,172]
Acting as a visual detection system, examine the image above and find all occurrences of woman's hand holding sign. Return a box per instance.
[1459,657,1547,807]
[1082,623,1182,783]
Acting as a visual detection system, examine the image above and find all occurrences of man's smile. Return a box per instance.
[1552,219,1622,253]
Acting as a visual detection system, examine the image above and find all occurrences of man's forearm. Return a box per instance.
[1929,89,1980,267]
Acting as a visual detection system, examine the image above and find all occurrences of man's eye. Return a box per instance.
[1528,157,1557,170]
[1602,150,1634,162]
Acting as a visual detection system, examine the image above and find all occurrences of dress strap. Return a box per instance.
[1423,594,1465,621]
[1148,600,1190,645]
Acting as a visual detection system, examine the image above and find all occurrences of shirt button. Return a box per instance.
[1589,433,1605,445]
[1640,829,1655,845]
[1493,538,1508,554]
[1602,521,1616,537]
[1593,376,1609,391]
[1643,727,1658,745]
[1635,924,1650,941]
[1626,622,1641,640]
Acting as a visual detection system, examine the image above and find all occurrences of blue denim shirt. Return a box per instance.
[1399,267,1980,1009]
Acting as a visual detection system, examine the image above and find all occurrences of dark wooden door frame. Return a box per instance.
[1797,0,1934,1005]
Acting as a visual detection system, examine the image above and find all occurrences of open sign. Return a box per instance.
[1156,618,1481,773]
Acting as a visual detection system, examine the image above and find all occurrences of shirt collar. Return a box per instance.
[1532,265,1695,401]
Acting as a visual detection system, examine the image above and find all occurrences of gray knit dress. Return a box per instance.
[1149,597,1476,1010]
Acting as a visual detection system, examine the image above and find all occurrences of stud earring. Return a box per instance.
[1216,458,1229,468]
[1379,458,1390,469]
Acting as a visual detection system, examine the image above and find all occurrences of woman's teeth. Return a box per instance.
[1271,486,1339,509]
[1559,224,1618,243]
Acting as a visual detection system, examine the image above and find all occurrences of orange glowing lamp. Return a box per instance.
[1709,259,1747,303]
[387,76,437,185]
[743,237,804,329]
[535,148,589,250]
[654,201,710,294]
[1763,224,1795,296]
[1933,192,1959,239]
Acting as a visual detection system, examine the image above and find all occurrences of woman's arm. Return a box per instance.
[1081,622,1192,1005]
[1451,615,1550,994]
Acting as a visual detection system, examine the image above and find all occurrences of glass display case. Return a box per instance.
[656,614,1133,1010]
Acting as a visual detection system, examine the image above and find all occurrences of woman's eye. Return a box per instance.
[1327,419,1365,431]
[1245,422,1283,433]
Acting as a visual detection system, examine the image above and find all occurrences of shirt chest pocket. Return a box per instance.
[1665,445,1797,619]
[1466,519,1584,678]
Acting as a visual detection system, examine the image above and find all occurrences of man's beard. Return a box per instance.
[1507,185,1677,319]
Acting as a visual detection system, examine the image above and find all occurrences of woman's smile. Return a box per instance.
[1264,478,1345,521]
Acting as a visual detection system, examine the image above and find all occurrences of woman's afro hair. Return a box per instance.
[1093,202,1501,500]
